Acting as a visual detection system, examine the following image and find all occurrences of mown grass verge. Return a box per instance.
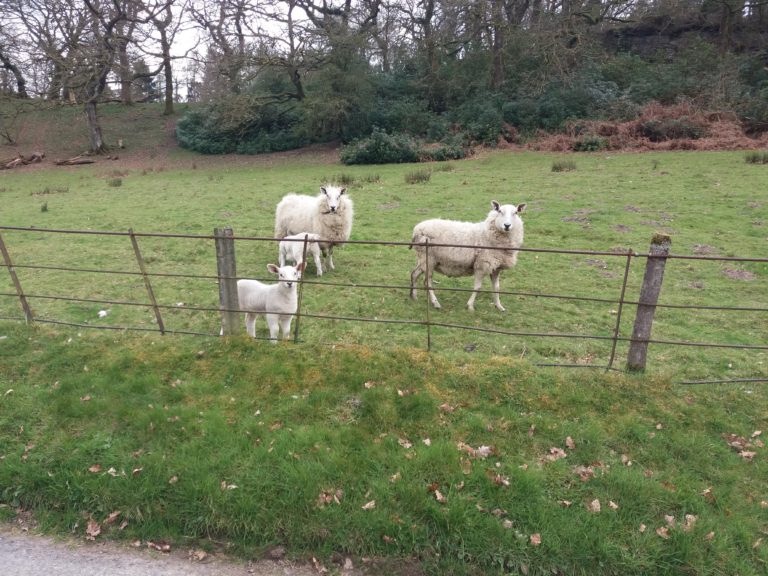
[1,323,766,575]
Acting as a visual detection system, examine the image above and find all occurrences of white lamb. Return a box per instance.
[278,233,323,276]
[237,262,305,343]
[274,185,353,272]
[410,200,526,311]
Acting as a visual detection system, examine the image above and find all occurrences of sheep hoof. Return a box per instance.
[496,305,506,312]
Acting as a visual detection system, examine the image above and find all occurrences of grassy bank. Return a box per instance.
[0,324,766,574]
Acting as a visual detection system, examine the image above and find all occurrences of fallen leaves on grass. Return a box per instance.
[457,442,494,459]
[361,500,376,510]
[656,526,670,539]
[316,489,344,508]
[88,464,102,473]
[85,519,101,540]
[587,499,601,513]
[530,533,541,547]
[543,447,567,462]
[147,541,171,553]
[565,436,576,450]
[104,511,121,525]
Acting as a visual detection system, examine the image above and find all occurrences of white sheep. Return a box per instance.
[410,200,526,311]
[237,262,305,343]
[274,185,353,272]
[278,232,323,276]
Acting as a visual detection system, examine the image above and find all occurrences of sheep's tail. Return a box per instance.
[411,232,429,250]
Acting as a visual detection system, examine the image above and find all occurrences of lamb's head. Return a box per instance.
[267,262,306,289]
[320,185,347,214]
[489,200,526,233]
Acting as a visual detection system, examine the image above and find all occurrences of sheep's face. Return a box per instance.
[320,185,347,214]
[267,262,306,289]
[490,200,526,233]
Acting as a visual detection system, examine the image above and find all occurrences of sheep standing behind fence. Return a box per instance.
[279,233,323,276]
[237,262,305,343]
[274,185,354,272]
[410,200,526,311]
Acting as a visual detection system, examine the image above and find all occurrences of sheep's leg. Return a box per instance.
[313,249,323,276]
[278,249,285,267]
[490,270,505,312]
[410,265,423,300]
[266,314,280,344]
[245,313,257,338]
[425,266,441,309]
[466,270,486,311]
[326,245,335,271]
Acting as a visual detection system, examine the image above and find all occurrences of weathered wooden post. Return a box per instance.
[0,232,33,324]
[215,227,239,336]
[627,233,671,371]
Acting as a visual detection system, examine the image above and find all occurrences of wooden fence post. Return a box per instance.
[0,232,34,324]
[215,227,239,336]
[627,233,671,371]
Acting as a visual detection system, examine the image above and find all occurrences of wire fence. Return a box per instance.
[1,225,767,382]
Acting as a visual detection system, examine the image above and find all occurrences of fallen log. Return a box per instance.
[55,154,96,166]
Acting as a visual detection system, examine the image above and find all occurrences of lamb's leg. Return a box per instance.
[266,314,280,344]
[326,245,335,271]
[245,313,257,338]
[279,315,293,341]
[313,248,323,276]
[466,270,486,311]
[490,269,505,312]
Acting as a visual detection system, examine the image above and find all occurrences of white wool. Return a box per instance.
[278,233,323,276]
[274,185,354,272]
[237,262,305,343]
[410,200,526,311]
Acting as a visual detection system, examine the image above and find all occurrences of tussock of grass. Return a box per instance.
[744,151,768,164]
[1,325,766,575]
[551,159,577,172]
[405,170,431,184]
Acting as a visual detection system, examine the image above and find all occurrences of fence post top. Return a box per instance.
[650,233,672,247]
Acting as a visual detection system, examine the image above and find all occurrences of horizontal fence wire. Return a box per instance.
[1,226,766,369]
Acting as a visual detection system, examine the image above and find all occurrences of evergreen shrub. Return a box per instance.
[340,128,420,164]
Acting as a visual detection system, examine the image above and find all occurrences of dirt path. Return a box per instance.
[0,525,331,576]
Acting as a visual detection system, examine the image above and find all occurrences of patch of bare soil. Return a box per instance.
[722,268,757,281]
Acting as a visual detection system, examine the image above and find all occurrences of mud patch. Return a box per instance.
[693,244,719,255]
[722,268,757,281]
[613,224,631,233]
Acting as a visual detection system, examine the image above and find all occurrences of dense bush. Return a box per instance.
[572,136,609,152]
[340,128,420,164]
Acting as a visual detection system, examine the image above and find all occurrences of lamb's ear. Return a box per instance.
[491,200,501,212]
[297,261,307,273]
[267,263,279,274]
[516,203,526,213]
[340,187,347,195]
[320,186,328,195]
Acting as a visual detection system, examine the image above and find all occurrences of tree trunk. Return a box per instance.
[84,101,106,153]
[118,37,133,104]
[0,50,29,98]
[490,0,505,91]
[163,57,174,114]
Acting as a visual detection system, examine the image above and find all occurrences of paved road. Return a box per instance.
[0,526,325,576]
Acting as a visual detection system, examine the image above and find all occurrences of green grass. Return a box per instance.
[1,147,766,382]
[0,325,766,575]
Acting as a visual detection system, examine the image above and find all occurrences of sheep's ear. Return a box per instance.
[340,187,347,195]
[297,261,307,273]
[267,263,279,274]
[491,200,501,212]
[320,186,328,195]
[516,203,526,213]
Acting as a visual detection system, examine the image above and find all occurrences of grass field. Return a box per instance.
[1,104,767,574]
[1,136,767,380]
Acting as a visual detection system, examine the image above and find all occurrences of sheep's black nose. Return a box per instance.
[504,224,511,230]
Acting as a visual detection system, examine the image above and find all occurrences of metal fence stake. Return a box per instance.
[627,233,672,371]
[425,239,432,351]
[214,227,239,336]
[293,234,310,344]
[606,250,634,371]
[0,232,33,324]
[129,229,165,335]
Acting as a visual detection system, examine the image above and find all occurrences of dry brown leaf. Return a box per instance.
[608,500,619,510]
[664,514,676,527]
[104,510,121,525]
[361,500,376,510]
[131,467,143,477]
[760,500,768,509]
[573,465,595,482]
[530,533,542,546]
[639,523,647,533]
[382,535,396,543]
[682,514,698,532]
[119,520,129,530]
[502,519,514,529]
[88,464,102,473]
[565,436,576,450]
[434,490,447,504]
[190,549,208,562]
[739,450,757,461]
[168,475,178,485]
[751,430,762,438]
[620,454,632,466]
[147,540,171,553]
[752,538,763,549]
[438,403,455,413]
[527,424,535,437]
[705,531,715,541]
[545,447,567,462]
[656,526,670,539]
[363,381,375,389]
[559,500,572,508]
[85,519,101,540]
[398,437,413,449]
[311,556,328,574]
[389,472,401,483]
[587,499,601,513]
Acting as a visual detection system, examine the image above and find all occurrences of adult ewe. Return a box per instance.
[410,200,526,311]
[238,262,305,343]
[274,185,353,272]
